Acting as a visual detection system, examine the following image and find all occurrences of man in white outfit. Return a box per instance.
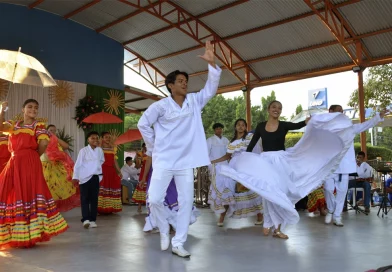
[324,105,387,226]
[206,123,229,165]
[137,41,221,258]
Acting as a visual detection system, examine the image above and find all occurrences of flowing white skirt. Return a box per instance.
[220,113,354,229]
[208,159,263,218]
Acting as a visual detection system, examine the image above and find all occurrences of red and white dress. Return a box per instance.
[0,121,68,248]
[97,147,122,213]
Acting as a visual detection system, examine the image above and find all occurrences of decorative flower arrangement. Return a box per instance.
[74,96,100,130]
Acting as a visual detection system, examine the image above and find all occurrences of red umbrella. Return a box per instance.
[114,129,142,145]
[83,112,123,124]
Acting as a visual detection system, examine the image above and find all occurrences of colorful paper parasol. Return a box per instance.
[114,129,142,145]
[82,112,123,124]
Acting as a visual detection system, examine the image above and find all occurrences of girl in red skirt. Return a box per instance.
[0,99,68,248]
[97,132,122,214]
[132,144,147,213]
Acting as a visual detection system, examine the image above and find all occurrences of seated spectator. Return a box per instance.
[348,151,373,213]
[121,157,140,203]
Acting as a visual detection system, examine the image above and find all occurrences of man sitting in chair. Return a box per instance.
[348,151,373,214]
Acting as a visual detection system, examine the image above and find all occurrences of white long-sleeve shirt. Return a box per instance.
[206,135,229,161]
[336,113,383,174]
[73,145,105,184]
[357,162,373,179]
[137,64,222,170]
[121,164,139,180]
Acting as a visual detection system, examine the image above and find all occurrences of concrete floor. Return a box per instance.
[0,205,390,272]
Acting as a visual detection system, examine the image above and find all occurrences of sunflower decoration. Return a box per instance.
[109,128,123,152]
[103,90,124,115]
[0,79,9,101]
[48,81,74,108]
[12,113,48,123]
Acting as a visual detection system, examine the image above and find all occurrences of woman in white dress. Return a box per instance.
[220,112,356,238]
[209,118,263,226]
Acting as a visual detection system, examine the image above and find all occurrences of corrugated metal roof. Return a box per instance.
[37,1,91,17]
[363,32,392,58]
[125,28,199,60]
[152,47,223,74]
[3,0,392,96]
[338,0,392,35]
[102,12,167,43]
[227,15,337,61]
[200,0,311,37]
[171,0,237,16]
[251,44,352,79]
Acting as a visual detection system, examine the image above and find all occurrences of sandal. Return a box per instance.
[263,227,271,236]
[273,230,289,239]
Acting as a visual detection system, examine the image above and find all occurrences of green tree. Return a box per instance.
[290,104,303,119]
[124,114,141,129]
[348,64,392,109]
[123,114,142,151]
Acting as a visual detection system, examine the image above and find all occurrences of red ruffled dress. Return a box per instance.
[97,147,122,214]
[0,121,68,248]
[41,134,80,212]
[0,135,10,173]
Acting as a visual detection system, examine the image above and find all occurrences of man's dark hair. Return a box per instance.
[357,151,366,157]
[213,123,224,130]
[47,124,55,130]
[329,105,342,112]
[125,156,133,162]
[165,70,189,94]
[142,143,146,147]
[87,131,99,139]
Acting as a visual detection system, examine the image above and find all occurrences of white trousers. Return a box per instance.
[324,173,349,219]
[148,168,194,247]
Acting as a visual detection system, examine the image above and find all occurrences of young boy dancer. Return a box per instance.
[73,131,105,229]
[138,41,221,257]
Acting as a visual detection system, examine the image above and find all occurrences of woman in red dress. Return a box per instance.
[41,124,79,212]
[0,99,68,248]
[0,133,10,173]
[97,132,122,214]
[132,143,147,213]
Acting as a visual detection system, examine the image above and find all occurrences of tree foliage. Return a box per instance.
[202,91,285,137]
[348,64,392,109]
[290,104,303,119]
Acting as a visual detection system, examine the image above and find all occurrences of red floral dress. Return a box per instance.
[0,121,68,248]
[97,147,122,213]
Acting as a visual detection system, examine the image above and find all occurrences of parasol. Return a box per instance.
[0,47,57,111]
[114,129,142,145]
[0,48,57,87]
[82,112,123,124]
